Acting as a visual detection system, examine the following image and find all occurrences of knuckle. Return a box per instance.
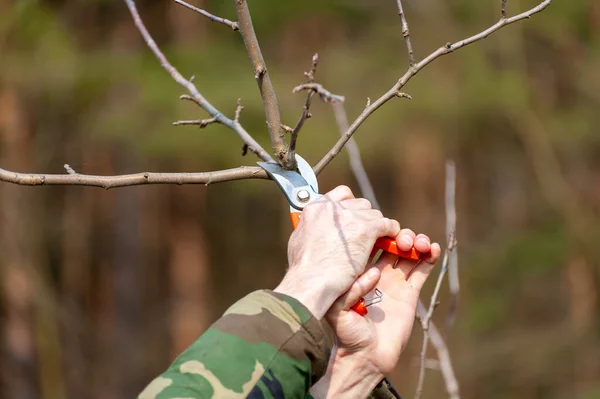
[336,185,353,198]
[358,198,372,209]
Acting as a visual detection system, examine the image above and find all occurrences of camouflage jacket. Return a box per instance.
[138,290,400,399]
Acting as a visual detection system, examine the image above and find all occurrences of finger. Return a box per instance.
[414,234,431,253]
[407,243,441,290]
[370,218,401,239]
[422,242,441,264]
[339,198,373,210]
[337,267,382,310]
[324,185,355,202]
[396,228,416,252]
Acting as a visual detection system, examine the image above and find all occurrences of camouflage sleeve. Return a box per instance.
[138,289,331,399]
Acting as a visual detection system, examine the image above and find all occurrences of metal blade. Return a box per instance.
[258,158,321,210]
[295,154,319,194]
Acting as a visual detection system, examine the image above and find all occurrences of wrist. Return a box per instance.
[274,268,335,320]
[310,350,384,398]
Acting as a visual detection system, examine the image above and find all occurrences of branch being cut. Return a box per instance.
[314,0,552,175]
[175,0,239,30]
[124,0,272,163]
[0,166,268,189]
[396,0,415,66]
[233,0,288,168]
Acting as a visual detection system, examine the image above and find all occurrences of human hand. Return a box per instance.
[274,185,401,320]
[310,229,441,397]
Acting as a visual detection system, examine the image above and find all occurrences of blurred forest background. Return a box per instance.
[1,0,600,398]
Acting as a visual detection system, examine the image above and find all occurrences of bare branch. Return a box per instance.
[234,98,244,123]
[124,0,273,163]
[396,0,415,66]
[502,0,507,19]
[172,118,218,128]
[415,162,458,399]
[233,0,287,168]
[0,166,268,189]
[417,301,460,399]
[287,54,320,167]
[446,161,460,331]
[175,0,239,30]
[314,0,552,175]
[293,83,345,104]
[331,102,379,209]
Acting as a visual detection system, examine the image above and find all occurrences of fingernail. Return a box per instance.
[401,236,412,246]
[418,238,429,246]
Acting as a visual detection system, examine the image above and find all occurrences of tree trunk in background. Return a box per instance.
[113,152,143,398]
[168,187,211,359]
[60,146,92,399]
[0,87,39,399]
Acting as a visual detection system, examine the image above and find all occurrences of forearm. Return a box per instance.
[138,290,331,399]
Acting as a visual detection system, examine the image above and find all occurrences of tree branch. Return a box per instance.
[314,0,552,175]
[233,0,288,168]
[396,0,415,66]
[415,162,458,399]
[0,166,268,189]
[174,0,239,30]
[287,54,320,168]
[331,102,380,209]
[124,0,273,163]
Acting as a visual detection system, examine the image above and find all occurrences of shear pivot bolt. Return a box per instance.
[297,190,310,203]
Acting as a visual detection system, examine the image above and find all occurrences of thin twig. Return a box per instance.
[502,0,507,19]
[64,164,77,175]
[124,0,273,163]
[314,0,552,175]
[417,301,460,399]
[174,0,239,30]
[415,162,458,399]
[0,166,268,189]
[233,0,287,168]
[172,117,218,128]
[287,54,320,167]
[396,0,415,66]
[293,83,345,104]
[446,161,459,331]
[331,102,379,209]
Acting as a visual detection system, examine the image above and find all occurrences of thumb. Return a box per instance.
[337,267,382,311]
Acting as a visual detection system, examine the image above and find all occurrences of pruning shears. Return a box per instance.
[259,154,421,316]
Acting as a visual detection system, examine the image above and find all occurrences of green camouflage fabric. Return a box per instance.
[138,290,331,399]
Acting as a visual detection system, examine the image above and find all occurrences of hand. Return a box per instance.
[274,185,401,320]
[310,229,441,397]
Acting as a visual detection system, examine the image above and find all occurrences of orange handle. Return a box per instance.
[374,237,421,260]
[290,212,302,229]
[350,298,368,316]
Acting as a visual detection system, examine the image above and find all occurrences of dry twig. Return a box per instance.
[125,0,272,163]
[415,162,459,399]
[175,0,239,30]
[0,167,268,189]
[233,0,288,168]
[396,0,415,66]
[313,0,552,175]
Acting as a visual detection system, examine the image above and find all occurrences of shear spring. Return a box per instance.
[364,288,383,307]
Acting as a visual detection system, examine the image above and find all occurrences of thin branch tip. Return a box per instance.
[175,0,239,30]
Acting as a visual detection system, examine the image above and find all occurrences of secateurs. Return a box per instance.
[258,154,422,316]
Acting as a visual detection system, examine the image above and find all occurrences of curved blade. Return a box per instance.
[295,154,319,194]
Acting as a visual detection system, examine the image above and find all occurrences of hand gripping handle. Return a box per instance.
[290,212,421,316]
